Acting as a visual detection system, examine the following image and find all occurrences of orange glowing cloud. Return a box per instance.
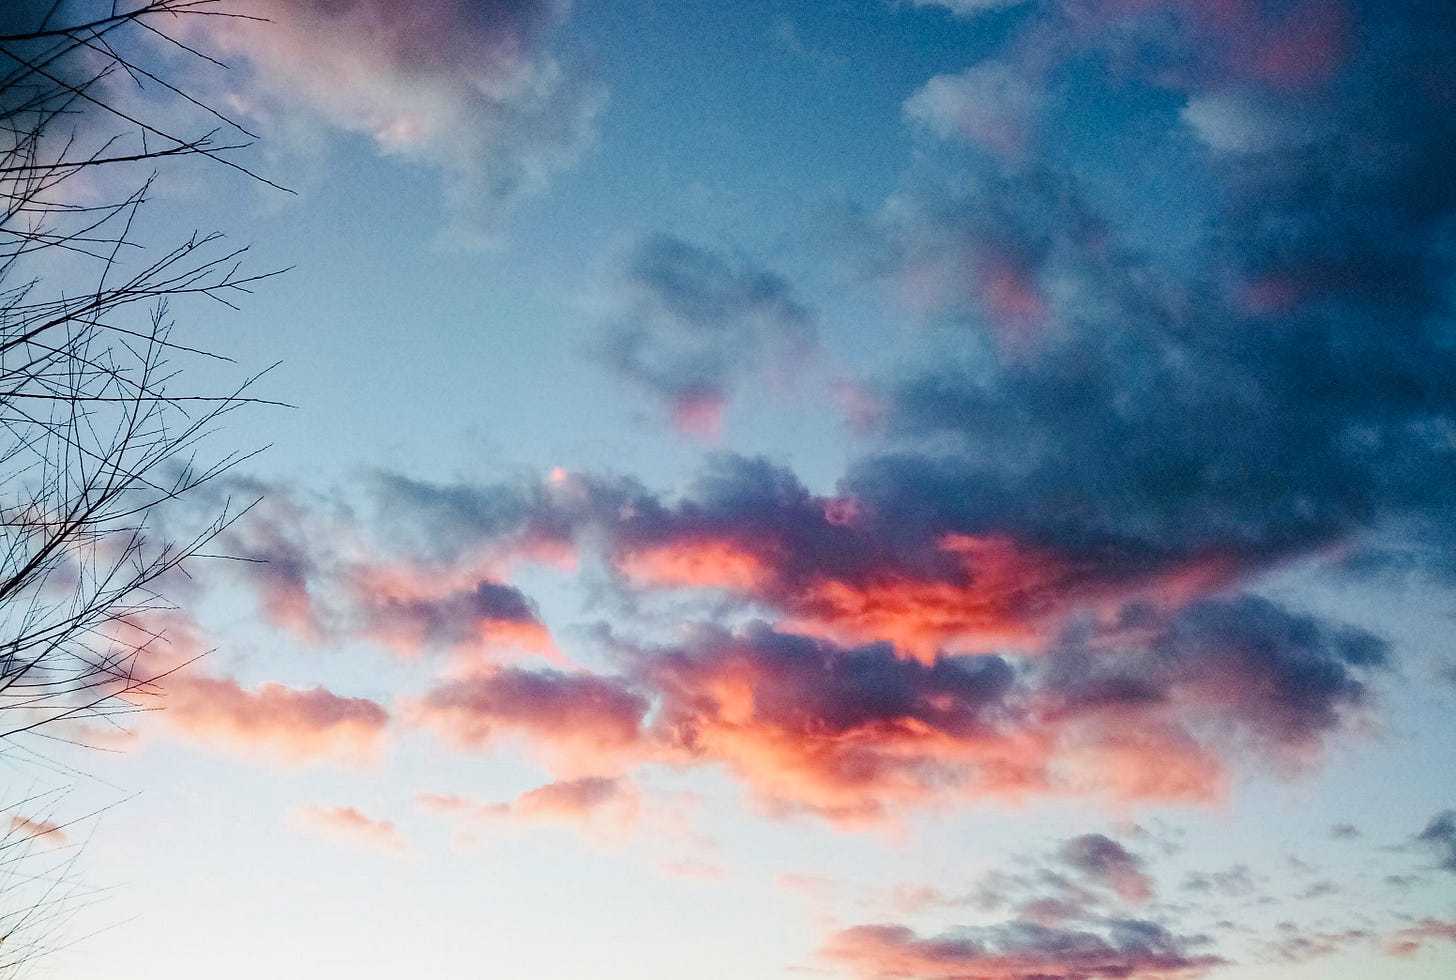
[7,815,67,846]
[618,530,1239,665]
[788,535,1072,663]
[514,777,636,821]
[667,712,1052,825]
[618,537,773,593]
[636,624,1231,824]
[159,672,389,767]
[616,533,1060,662]
[402,587,1374,824]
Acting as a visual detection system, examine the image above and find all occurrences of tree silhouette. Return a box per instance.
[0,3,281,970]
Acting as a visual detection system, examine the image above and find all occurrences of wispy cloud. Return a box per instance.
[592,235,818,436]
[291,804,406,855]
[198,0,601,238]
[822,918,1223,980]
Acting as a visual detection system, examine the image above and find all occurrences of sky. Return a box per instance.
[4,1,1456,978]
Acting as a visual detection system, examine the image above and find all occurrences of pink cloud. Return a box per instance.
[104,611,390,767]
[420,776,638,830]
[1386,919,1456,958]
[1237,1,1349,91]
[669,391,726,440]
[342,562,554,660]
[407,667,649,774]
[160,672,389,767]
[216,490,555,663]
[292,805,405,855]
[1059,834,1156,903]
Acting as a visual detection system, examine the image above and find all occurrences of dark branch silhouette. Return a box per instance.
[0,4,281,971]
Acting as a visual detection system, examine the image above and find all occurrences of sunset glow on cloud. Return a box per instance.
[7,1,1454,978]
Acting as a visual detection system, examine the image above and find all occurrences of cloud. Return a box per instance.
[173,0,1454,822]
[214,484,328,642]
[400,597,1384,822]
[870,158,1454,574]
[98,610,390,767]
[1046,596,1389,755]
[211,481,555,661]
[410,622,1026,823]
[1179,866,1256,899]
[342,565,552,659]
[511,776,634,820]
[905,59,1045,159]
[1078,1,1350,93]
[421,776,637,830]
[822,918,1223,980]
[1269,926,1372,963]
[209,444,1392,820]
[160,672,389,766]
[594,235,817,435]
[408,666,649,773]
[6,815,66,846]
[198,0,600,236]
[912,0,1029,15]
[1180,89,1323,154]
[851,0,1456,599]
[292,804,405,855]
[637,623,1026,822]
[593,454,1239,662]
[1059,835,1155,903]
[1414,810,1456,873]
[1386,919,1456,958]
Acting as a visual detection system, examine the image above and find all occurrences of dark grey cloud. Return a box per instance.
[1415,810,1456,873]
[1041,595,1388,757]
[824,917,1223,980]
[862,0,1456,579]
[349,579,546,655]
[1181,865,1257,899]
[1058,834,1154,902]
[640,622,1017,745]
[594,235,817,431]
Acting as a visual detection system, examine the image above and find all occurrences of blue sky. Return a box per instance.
[5,1,1455,978]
